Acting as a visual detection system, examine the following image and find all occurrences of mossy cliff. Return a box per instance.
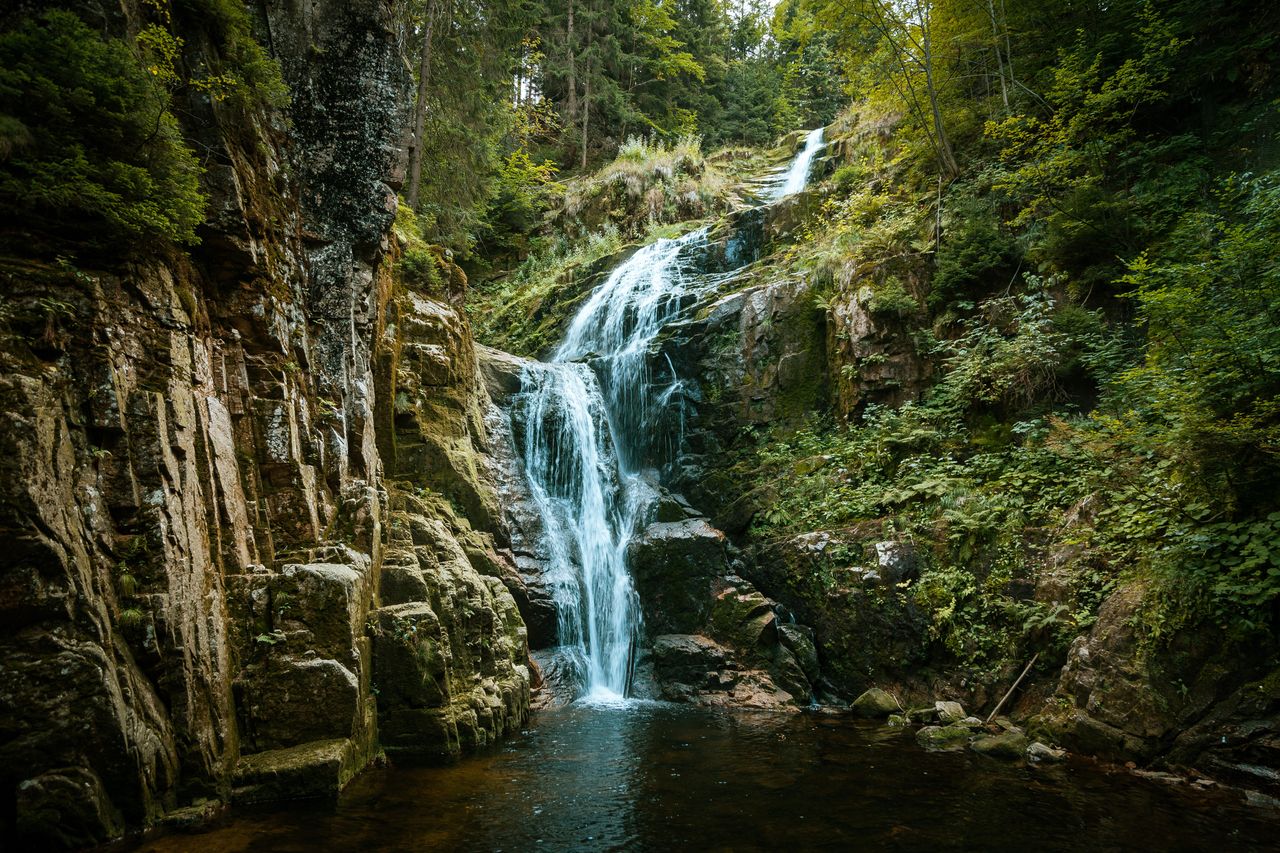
[0,2,528,847]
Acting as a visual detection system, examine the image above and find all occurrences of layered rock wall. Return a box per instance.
[0,2,529,846]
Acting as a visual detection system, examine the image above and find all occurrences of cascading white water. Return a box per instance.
[770,127,826,200]
[516,134,823,701]
[517,229,707,698]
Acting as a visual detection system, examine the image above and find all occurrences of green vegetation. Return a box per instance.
[469,134,761,354]
[0,10,205,246]
[402,0,1280,679]
[0,2,286,253]
[718,0,1280,673]
[469,225,627,356]
[399,1,846,266]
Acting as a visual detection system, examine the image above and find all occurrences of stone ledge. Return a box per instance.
[231,737,370,805]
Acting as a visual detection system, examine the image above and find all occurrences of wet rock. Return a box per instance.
[956,716,985,729]
[907,706,938,724]
[231,738,366,805]
[628,519,729,635]
[917,724,974,751]
[709,583,778,650]
[530,648,586,708]
[371,604,449,708]
[652,634,729,686]
[887,714,908,727]
[510,555,559,649]
[12,767,124,850]
[935,701,967,724]
[1027,742,1067,763]
[971,731,1030,760]
[873,541,918,583]
[851,688,901,718]
[769,646,814,704]
[477,345,531,403]
[651,490,703,523]
[238,657,361,751]
[369,521,531,760]
[275,562,372,659]
[778,624,821,684]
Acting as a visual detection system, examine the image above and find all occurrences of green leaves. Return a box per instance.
[0,10,206,246]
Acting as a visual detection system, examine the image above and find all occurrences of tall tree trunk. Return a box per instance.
[916,1,959,178]
[405,0,441,210]
[581,13,592,171]
[1000,0,1016,94]
[566,0,578,162]
[987,0,1009,109]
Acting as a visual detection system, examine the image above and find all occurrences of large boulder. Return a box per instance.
[236,657,361,751]
[971,731,1030,760]
[851,688,900,718]
[627,519,728,635]
[709,583,778,650]
[917,724,974,751]
[779,624,820,684]
[651,634,730,688]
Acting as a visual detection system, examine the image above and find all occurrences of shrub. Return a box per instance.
[0,10,205,246]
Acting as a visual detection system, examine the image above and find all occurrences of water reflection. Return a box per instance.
[131,703,1278,852]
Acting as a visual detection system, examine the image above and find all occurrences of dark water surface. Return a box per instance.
[137,700,1278,852]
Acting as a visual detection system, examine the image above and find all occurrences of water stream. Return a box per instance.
[515,227,711,698]
[514,132,826,700]
[131,705,1279,852]
[771,127,826,200]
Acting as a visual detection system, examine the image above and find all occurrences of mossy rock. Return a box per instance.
[851,687,900,718]
[971,731,1030,760]
[916,724,974,751]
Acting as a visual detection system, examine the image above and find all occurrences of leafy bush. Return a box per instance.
[0,10,206,245]
[173,0,289,110]
[931,188,1021,309]
[1114,172,1280,513]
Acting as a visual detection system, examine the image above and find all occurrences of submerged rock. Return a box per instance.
[916,724,974,751]
[971,731,1031,760]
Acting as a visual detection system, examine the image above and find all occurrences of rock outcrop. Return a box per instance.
[0,2,529,846]
[627,516,819,710]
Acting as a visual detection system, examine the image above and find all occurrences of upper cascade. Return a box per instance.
[770,127,826,200]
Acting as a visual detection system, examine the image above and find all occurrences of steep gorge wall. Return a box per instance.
[0,2,528,847]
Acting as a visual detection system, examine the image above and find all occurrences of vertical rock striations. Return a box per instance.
[0,2,528,847]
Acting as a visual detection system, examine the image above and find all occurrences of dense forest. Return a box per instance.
[425,0,1280,660]
[2,0,1280,847]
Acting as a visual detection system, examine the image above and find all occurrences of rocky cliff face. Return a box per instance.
[0,2,528,847]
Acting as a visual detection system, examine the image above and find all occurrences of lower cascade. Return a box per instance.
[514,134,827,700]
[515,228,709,698]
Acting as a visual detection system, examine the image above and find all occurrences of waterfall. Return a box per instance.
[517,229,707,698]
[770,127,826,200]
[515,134,823,701]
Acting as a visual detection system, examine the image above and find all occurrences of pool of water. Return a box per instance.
[134,700,1278,852]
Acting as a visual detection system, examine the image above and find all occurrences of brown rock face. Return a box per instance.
[627,518,818,709]
[1030,581,1280,785]
[0,1,529,846]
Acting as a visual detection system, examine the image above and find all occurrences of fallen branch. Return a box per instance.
[986,652,1039,724]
